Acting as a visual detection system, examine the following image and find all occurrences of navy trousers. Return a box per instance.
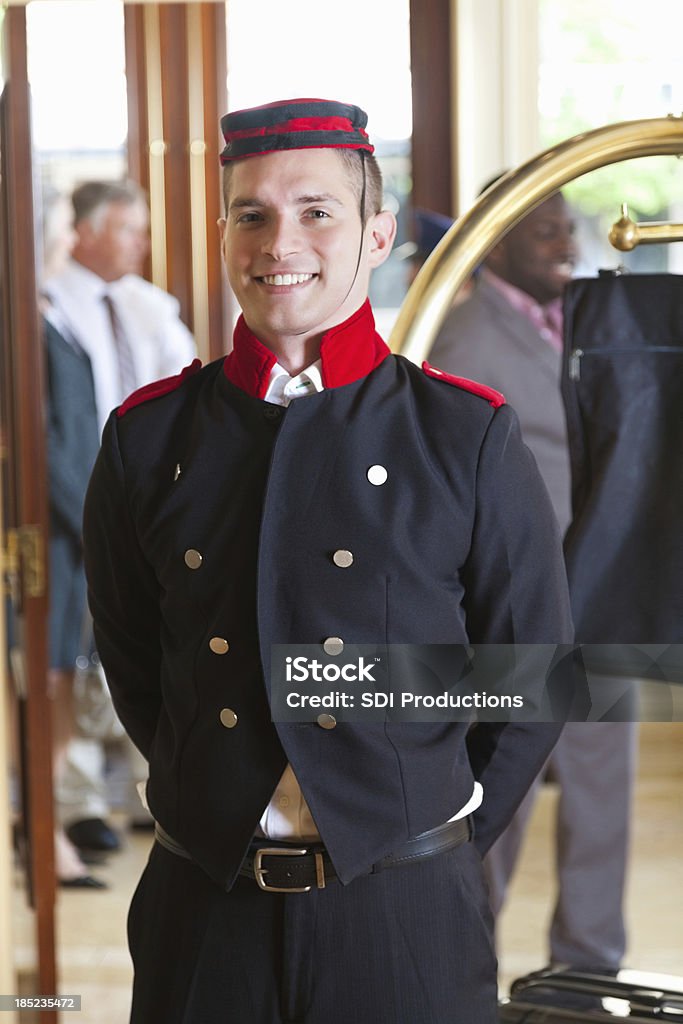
[127,839,497,1023]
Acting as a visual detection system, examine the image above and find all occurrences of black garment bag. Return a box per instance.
[561,272,683,677]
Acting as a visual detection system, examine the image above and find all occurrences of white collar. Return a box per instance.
[61,259,109,297]
[264,359,324,407]
[48,259,135,302]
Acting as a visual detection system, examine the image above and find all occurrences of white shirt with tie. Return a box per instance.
[46,259,196,435]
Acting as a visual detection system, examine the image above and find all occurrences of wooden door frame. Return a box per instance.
[409,0,456,217]
[124,2,229,362]
[1,4,57,1013]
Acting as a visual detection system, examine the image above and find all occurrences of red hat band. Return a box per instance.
[220,98,374,164]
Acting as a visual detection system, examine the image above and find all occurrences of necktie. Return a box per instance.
[103,292,137,400]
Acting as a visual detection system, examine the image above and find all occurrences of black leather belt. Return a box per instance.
[155,815,472,894]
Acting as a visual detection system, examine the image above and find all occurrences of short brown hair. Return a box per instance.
[222,149,383,223]
[72,179,148,227]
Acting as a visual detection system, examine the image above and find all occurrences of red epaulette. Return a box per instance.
[422,361,505,409]
[116,359,203,418]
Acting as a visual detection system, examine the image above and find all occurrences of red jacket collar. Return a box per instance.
[223,299,391,399]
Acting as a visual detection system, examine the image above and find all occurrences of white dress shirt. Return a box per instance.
[258,358,483,840]
[45,259,196,434]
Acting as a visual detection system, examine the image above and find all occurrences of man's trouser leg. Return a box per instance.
[55,736,109,826]
[549,719,637,969]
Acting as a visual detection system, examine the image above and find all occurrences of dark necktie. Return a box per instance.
[103,292,137,400]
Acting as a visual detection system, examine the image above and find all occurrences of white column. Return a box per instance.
[452,0,540,212]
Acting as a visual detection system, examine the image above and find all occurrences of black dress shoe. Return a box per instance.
[59,874,108,890]
[77,848,110,866]
[66,818,121,853]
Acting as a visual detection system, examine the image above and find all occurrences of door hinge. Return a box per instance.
[18,524,46,599]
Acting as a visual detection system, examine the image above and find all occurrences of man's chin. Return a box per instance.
[545,274,573,300]
[551,266,574,288]
[245,313,316,345]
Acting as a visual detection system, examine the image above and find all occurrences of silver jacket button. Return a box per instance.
[220,708,238,728]
[184,549,203,569]
[317,713,337,730]
[323,637,344,656]
[332,549,354,568]
[209,637,230,655]
[367,464,388,486]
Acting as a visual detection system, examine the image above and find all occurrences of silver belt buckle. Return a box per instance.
[253,847,314,893]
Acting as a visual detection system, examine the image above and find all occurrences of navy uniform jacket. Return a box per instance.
[83,300,572,890]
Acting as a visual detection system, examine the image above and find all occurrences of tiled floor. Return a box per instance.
[11,722,683,1022]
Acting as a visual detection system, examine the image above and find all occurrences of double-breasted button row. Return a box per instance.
[207,462,388,737]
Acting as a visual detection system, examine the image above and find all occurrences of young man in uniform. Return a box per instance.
[84,98,573,1024]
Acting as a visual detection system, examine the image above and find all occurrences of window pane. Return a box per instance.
[27,0,127,189]
[538,0,683,273]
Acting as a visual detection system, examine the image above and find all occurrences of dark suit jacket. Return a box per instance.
[45,317,100,667]
[83,307,573,890]
[46,318,100,540]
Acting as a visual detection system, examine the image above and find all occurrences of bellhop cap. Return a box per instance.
[220,97,374,165]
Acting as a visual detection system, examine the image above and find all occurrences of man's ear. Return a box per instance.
[74,219,96,252]
[217,217,229,267]
[367,210,397,269]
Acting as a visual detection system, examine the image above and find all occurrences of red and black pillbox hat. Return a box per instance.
[219,97,374,164]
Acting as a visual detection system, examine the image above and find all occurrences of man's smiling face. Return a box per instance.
[219,148,391,350]
[487,193,577,306]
